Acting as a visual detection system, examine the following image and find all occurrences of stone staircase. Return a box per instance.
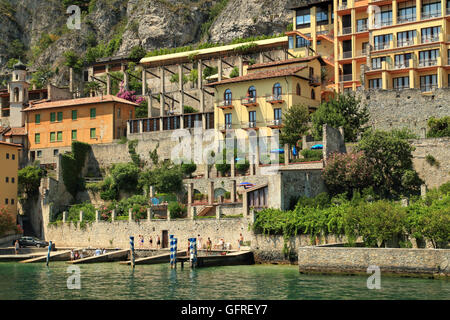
[197,205,216,217]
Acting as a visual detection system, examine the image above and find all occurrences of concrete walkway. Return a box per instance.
[120,250,188,265]
[19,250,72,263]
[176,250,254,268]
[67,249,130,264]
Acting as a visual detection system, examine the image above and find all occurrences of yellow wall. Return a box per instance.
[26,102,134,150]
[0,143,19,218]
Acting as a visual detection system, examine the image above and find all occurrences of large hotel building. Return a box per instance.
[288,0,450,93]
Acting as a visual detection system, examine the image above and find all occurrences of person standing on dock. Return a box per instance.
[197,234,203,250]
[206,238,212,254]
[149,236,153,249]
[14,240,19,254]
[238,233,244,251]
[156,235,161,249]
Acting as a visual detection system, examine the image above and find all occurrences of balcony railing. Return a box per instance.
[341,51,353,59]
[448,57,450,65]
[421,36,440,44]
[241,97,257,106]
[397,15,416,24]
[338,4,348,10]
[394,85,410,90]
[373,43,390,51]
[219,123,233,131]
[340,74,353,82]
[267,119,283,127]
[380,19,393,27]
[217,100,233,109]
[265,95,284,103]
[397,39,414,47]
[340,26,352,35]
[447,7,450,15]
[355,49,367,57]
[394,62,410,69]
[356,24,368,33]
[421,11,441,19]
[418,59,438,67]
[241,121,257,129]
[420,84,438,92]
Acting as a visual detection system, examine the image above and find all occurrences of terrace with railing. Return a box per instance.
[340,74,353,82]
[397,14,416,24]
[340,26,352,35]
[240,96,257,107]
[397,39,415,47]
[421,10,441,19]
[373,42,391,51]
[418,59,438,67]
[265,95,284,104]
[267,119,283,128]
[422,35,440,44]
[217,100,234,109]
[341,51,353,59]
[420,84,438,92]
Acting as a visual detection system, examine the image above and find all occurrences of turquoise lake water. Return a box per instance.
[0,262,448,300]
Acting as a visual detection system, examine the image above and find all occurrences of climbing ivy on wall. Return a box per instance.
[61,141,91,199]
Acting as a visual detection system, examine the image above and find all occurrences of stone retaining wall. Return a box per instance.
[298,247,450,277]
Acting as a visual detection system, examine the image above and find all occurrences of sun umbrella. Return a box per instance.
[311,144,323,149]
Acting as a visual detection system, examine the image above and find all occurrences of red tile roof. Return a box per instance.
[206,66,307,87]
[23,95,139,112]
[247,56,325,70]
[0,140,22,148]
[4,127,27,137]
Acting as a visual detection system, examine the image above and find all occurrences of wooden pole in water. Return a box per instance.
[46,241,52,267]
[174,238,177,269]
[129,236,135,269]
[169,235,174,268]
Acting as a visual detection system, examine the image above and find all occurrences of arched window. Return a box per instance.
[296,83,301,96]
[273,83,282,98]
[311,89,316,100]
[247,86,256,98]
[14,87,20,102]
[224,89,232,105]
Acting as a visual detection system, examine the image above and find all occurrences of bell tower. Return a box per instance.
[9,60,29,127]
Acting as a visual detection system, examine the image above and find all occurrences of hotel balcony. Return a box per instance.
[241,121,258,130]
[241,96,258,107]
[265,95,284,104]
[421,11,441,19]
[418,59,438,67]
[341,51,353,59]
[355,49,367,57]
[339,74,353,82]
[394,84,411,90]
[339,26,352,35]
[448,57,450,65]
[356,24,368,33]
[373,42,391,51]
[309,75,321,86]
[379,19,392,27]
[267,119,283,128]
[397,39,415,48]
[397,15,416,24]
[338,4,348,11]
[393,62,410,70]
[420,84,438,92]
[219,123,233,131]
[421,36,440,44]
[217,100,234,110]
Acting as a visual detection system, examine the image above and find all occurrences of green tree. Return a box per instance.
[356,129,423,198]
[427,116,450,138]
[110,163,140,193]
[63,50,83,72]
[280,104,310,146]
[30,66,54,89]
[128,45,147,62]
[18,165,44,198]
[311,93,369,142]
[229,66,239,78]
[7,40,26,60]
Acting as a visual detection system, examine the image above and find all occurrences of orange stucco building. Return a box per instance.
[23,95,138,163]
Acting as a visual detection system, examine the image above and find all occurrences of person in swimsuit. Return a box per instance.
[206,237,212,254]
[156,235,161,249]
[149,236,153,248]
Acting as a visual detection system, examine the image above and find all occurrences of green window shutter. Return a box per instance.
[35,114,40,124]
[72,130,77,140]
[90,108,96,118]
[57,112,63,122]
[50,113,55,122]
[50,132,55,142]
[72,110,77,120]
[90,128,96,138]
[35,133,40,144]
[57,131,62,141]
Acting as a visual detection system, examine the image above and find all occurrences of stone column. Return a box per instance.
[208,180,214,204]
[128,208,133,222]
[421,184,427,199]
[62,211,67,223]
[147,95,153,118]
[179,64,185,125]
[231,180,237,203]
[95,210,100,222]
[205,165,210,179]
[69,68,74,93]
[147,208,152,222]
[112,209,116,222]
[149,186,156,198]
[284,144,289,166]
[191,206,197,220]
[243,191,248,216]
[142,68,147,96]
[106,73,111,95]
[231,156,236,177]
[79,211,84,223]
[218,58,223,82]
[160,67,165,131]
[249,208,256,223]
[259,52,264,64]
[238,56,244,77]
[187,183,194,205]
[122,64,129,91]
[198,60,204,113]
[216,206,221,220]
[127,121,131,136]
[167,208,171,221]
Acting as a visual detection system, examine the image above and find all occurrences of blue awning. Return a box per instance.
[270,148,285,154]
[311,144,323,149]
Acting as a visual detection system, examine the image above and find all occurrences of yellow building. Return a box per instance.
[288,0,450,93]
[334,0,450,92]
[0,141,21,218]
[23,95,138,163]
[206,56,325,137]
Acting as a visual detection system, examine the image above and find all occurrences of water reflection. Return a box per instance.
[0,263,448,300]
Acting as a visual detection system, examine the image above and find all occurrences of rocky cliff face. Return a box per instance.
[0,0,292,83]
